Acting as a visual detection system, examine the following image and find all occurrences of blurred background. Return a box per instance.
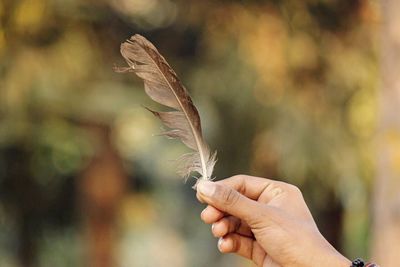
[1,0,399,266]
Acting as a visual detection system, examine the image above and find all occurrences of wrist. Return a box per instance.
[320,250,351,267]
[337,255,352,267]
[311,241,351,267]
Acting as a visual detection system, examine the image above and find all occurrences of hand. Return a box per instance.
[196,175,351,267]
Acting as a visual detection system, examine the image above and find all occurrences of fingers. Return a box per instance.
[201,205,253,237]
[218,233,266,267]
[212,216,253,238]
[197,180,263,222]
[201,205,252,237]
[200,205,224,224]
[215,175,279,201]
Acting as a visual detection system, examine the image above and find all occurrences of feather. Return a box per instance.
[115,34,217,184]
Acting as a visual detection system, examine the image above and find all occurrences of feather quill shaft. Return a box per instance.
[115,34,216,183]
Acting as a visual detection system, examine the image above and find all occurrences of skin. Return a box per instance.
[196,175,352,267]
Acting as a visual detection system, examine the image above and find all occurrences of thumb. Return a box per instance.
[197,180,262,222]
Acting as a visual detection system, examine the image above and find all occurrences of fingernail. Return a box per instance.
[211,223,215,232]
[217,237,224,250]
[200,208,206,218]
[197,181,216,197]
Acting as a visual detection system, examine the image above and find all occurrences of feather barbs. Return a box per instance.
[115,34,217,183]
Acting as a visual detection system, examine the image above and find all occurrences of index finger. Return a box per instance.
[215,175,281,201]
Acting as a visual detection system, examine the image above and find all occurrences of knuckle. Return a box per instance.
[217,186,240,206]
[286,184,302,196]
[230,174,245,183]
[229,175,247,194]
[231,235,240,252]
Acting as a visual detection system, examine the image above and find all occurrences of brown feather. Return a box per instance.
[115,34,217,183]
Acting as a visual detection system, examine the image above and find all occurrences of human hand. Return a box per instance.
[196,175,351,267]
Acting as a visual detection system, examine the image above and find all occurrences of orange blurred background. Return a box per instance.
[2,0,398,267]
